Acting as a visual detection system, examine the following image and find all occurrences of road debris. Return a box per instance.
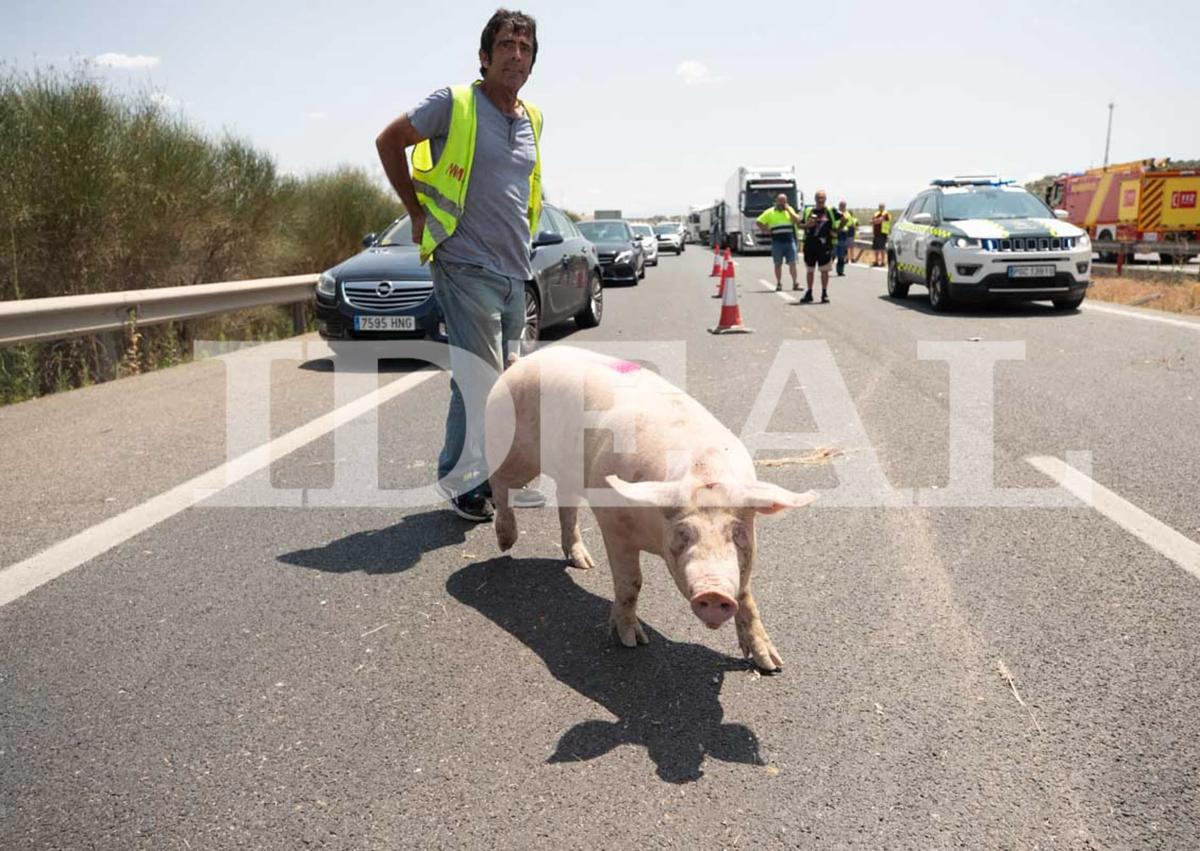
[755,447,843,467]
[997,658,1043,733]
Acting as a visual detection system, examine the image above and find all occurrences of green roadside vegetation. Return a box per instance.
[0,66,403,405]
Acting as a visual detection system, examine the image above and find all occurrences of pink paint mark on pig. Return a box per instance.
[609,359,642,374]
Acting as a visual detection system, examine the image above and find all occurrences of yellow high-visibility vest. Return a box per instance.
[410,82,543,264]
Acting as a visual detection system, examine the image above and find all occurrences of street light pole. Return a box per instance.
[1103,102,1115,169]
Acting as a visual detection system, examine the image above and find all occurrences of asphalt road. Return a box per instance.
[2,250,1199,849]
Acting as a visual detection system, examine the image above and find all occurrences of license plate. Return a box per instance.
[1008,265,1056,279]
[354,315,416,331]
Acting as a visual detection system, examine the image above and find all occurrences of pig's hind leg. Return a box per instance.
[491,479,519,552]
[602,533,649,647]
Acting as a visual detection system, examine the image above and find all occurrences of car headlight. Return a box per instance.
[316,272,337,298]
[615,250,632,264]
[953,237,980,249]
[1076,233,1090,249]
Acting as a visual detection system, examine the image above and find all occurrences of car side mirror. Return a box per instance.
[361,233,376,247]
[911,212,933,225]
[532,230,564,248]
[1054,209,1069,220]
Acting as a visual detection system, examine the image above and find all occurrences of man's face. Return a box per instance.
[838,202,847,212]
[480,23,535,89]
[775,194,787,209]
[815,193,827,208]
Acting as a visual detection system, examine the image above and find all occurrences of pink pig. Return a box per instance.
[484,346,815,672]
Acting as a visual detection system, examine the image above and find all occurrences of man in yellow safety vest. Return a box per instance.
[375,9,544,522]
[755,193,803,291]
[870,202,891,268]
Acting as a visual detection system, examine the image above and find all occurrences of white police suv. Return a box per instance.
[887,177,1091,312]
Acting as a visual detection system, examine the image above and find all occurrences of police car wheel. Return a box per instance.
[887,260,909,299]
[927,259,953,313]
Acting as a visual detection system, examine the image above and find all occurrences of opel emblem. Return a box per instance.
[377,281,392,297]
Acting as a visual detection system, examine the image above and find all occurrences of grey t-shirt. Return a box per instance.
[408,86,537,281]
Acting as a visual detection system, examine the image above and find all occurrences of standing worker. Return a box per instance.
[375,9,544,522]
[834,200,857,277]
[800,190,842,303]
[755,193,803,291]
[870,202,891,268]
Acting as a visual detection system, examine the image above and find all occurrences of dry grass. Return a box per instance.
[1087,271,1200,315]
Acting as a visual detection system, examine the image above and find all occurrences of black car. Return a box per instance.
[314,203,603,348]
[577,219,645,284]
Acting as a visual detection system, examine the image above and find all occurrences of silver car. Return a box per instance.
[630,222,659,266]
[654,221,685,254]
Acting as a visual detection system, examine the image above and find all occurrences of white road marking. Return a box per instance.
[1080,301,1200,332]
[757,278,799,304]
[0,368,438,608]
[1028,456,1200,582]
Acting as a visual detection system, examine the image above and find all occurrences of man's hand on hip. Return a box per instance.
[410,209,427,246]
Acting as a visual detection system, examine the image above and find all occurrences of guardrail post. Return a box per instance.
[291,302,306,335]
[1116,249,1124,275]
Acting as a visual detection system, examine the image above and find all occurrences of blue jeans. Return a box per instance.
[835,238,850,275]
[431,259,526,497]
[771,236,797,265]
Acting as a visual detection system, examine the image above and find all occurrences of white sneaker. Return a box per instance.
[510,488,547,509]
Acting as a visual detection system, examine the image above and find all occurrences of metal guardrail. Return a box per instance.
[1092,240,1194,258]
[0,274,318,348]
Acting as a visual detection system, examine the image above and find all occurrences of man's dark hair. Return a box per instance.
[479,9,538,78]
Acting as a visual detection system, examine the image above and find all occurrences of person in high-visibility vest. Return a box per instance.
[834,200,858,277]
[799,190,843,303]
[870,202,891,268]
[375,9,544,522]
[755,193,803,291]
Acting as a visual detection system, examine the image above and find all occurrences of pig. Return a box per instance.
[483,346,816,672]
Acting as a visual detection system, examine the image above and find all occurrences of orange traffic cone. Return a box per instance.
[708,259,753,335]
[713,248,733,298]
[709,245,722,277]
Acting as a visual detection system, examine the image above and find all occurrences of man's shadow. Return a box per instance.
[278,510,469,574]
[446,557,765,783]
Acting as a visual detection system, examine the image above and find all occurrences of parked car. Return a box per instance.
[313,203,604,349]
[577,219,645,284]
[654,221,686,254]
[888,177,1091,312]
[629,222,659,266]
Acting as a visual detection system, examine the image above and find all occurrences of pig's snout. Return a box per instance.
[690,591,738,629]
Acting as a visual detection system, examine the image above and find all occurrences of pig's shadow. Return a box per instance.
[278,510,468,574]
[446,557,764,784]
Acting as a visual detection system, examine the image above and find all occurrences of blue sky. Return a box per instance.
[6,0,1199,216]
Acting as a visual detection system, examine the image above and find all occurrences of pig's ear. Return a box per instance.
[742,481,818,515]
[605,475,680,508]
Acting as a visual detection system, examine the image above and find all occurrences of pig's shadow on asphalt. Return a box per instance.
[277,510,468,574]
[446,556,764,784]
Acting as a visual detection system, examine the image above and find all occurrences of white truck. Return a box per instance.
[687,202,722,246]
[722,165,800,254]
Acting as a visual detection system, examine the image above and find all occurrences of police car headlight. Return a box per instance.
[953,237,980,249]
[316,272,337,298]
[1076,233,1091,249]
[615,250,633,264]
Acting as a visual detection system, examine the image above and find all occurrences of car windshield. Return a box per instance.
[654,223,680,234]
[374,217,413,246]
[578,221,630,242]
[942,189,1053,221]
[632,225,653,237]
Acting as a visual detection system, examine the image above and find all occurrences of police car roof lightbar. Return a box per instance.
[930,175,1016,187]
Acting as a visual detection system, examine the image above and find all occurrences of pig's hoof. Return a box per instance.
[740,630,784,673]
[567,543,595,570]
[495,515,518,552]
[611,616,649,648]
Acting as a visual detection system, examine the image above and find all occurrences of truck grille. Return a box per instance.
[981,237,1077,252]
[343,281,433,310]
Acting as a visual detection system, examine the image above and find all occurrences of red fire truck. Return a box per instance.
[1046,159,1199,262]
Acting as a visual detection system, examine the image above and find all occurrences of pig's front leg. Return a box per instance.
[557,504,595,570]
[602,534,649,647]
[735,589,783,672]
[491,480,518,552]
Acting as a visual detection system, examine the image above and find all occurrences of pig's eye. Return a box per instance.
[670,526,696,553]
